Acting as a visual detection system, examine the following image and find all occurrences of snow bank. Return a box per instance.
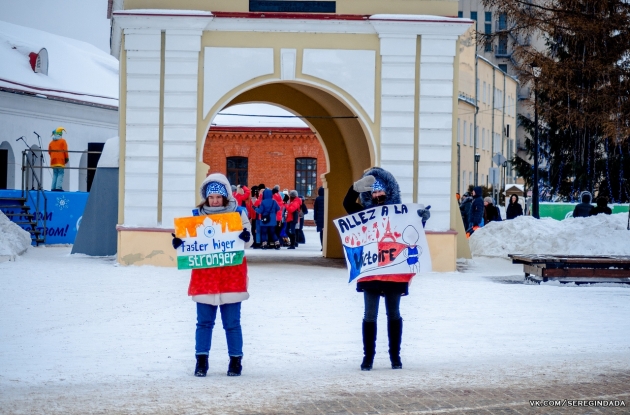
[470,213,630,258]
[0,211,31,260]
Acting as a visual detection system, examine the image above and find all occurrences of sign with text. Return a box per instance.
[173,213,244,270]
[333,204,432,283]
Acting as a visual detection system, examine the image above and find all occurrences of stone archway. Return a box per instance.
[202,82,375,258]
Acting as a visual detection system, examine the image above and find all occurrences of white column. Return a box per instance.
[417,35,458,231]
[378,34,417,202]
[123,29,161,227]
[161,30,202,226]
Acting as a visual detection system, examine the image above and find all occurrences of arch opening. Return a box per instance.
[202,82,375,258]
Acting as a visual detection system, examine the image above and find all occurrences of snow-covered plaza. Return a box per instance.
[1,227,630,414]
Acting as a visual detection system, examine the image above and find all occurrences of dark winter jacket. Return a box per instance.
[590,197,612,216]
[255,189,280,226]
[506,198,523,220]
[484,203,502,224]
[343,167,408,296]
[468,186,485,228]
[313,187,325,232]
[459,196,472,229]
[572,191,593,218]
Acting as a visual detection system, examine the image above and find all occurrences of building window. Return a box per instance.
[482,82,487,103]
[499,64,508,73]
[295,157,317,197]
[469,172,473,187]
[498,13,507,31]
[470,11,477,21]
[457,119,461,143]
[484,23,492,52]
[458,11,463,18]
[470,124,474,146]
[485,11,492,22]
[497,34,508,56]
[226,157,248,186]
[482,128,486,150]
[463,121,467,145]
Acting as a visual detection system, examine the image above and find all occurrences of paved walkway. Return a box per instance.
[241,372,630,415]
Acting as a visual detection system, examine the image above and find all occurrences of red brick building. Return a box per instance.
[203,126,327,206]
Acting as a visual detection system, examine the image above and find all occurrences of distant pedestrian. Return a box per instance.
[484,197,502,224]
[505,194,523,220]
[284,190,302,249]
[468,186,485,231]
[48,127,69,191]
[590,196,612,216]
[459,192,472,230]
[572,191,593,218]
[313,186,325,248]
[255,189,281,249]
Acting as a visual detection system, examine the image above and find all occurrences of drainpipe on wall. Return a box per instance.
[473,54,479,186]
[501,72,507,204]
[491,64,496,201]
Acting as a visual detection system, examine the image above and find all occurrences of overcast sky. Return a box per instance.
[3,0,111,53]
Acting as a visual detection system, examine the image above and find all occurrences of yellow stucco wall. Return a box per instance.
[123,0,458,16]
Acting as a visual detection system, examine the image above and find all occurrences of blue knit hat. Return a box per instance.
[205,181,228,198]
[372,179,386,193]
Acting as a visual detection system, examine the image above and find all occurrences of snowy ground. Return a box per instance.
[1,227,629,414]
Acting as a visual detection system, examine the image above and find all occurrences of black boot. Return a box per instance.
[388,318,403,369]
[194,354,209,377]
[361,321,377,371]
[227,356,242,376]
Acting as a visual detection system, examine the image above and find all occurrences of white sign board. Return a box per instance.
[333,204,432,283]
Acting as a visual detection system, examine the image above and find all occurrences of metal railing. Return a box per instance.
[20,148,103,244]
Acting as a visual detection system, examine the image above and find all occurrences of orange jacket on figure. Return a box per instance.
[48,138,69,167]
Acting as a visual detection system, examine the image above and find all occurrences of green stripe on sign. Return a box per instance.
[177,251,245,270]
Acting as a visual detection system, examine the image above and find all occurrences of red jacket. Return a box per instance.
[285,197,302,223]
[233,185,250,207]
[272,192,284,221]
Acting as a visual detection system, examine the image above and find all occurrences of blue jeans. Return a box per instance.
[260,225,278,243]
[51,167,64,190]
[195,302,243,357]
[363,291,401,322]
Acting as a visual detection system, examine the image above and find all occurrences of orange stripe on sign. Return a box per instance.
[174,212,242,237]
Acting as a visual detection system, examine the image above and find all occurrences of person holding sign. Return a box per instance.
[342,167,430,371]
[172,173,252,378]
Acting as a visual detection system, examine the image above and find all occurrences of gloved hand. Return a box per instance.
[171,233,183,249]
[237,185,244,195]
[353,175,376,193]
[238,229,251,242]
[417,204,431,228]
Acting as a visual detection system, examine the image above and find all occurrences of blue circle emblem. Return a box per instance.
[203,227,215,238]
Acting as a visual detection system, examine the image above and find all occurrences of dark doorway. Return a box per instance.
[227,157,248,186]
[87,142,104,192]
[0,149,7,189]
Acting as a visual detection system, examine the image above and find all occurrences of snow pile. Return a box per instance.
[0,211,31,260]
[0,20,118,107]
[470,213,630,258]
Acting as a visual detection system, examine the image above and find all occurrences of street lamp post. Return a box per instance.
[531,64,541,219]
[474,153,481,187]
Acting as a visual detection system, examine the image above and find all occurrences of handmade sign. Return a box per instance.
[333,204,432,282]
[173,212,244,270]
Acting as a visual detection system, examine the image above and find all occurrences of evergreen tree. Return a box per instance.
[482,0,630,202]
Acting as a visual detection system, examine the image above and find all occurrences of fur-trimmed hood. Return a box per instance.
[359,167,401,208]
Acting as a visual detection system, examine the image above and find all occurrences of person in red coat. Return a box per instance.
[284,190,302,249]
[172,173,252,378]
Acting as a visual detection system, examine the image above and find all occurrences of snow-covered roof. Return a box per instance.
[0,20,118,109]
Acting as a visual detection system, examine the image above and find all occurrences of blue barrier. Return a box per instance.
[0,190,89,245]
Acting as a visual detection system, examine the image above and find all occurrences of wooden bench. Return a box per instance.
[508,254,630,285]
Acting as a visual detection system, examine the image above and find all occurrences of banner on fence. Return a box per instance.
[333,204,432,283]
[173,212,244,270]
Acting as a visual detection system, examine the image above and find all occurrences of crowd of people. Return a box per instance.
[230,182,324,250]
[458,188,613,236]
